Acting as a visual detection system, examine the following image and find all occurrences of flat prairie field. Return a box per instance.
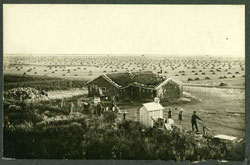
[3,55,245,138]
[3,55,245,85]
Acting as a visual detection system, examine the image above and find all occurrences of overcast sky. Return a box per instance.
[3,4,245,56]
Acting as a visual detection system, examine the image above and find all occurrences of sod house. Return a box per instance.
[87,71,183,101]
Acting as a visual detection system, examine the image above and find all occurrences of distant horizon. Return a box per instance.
[3,53,245,58]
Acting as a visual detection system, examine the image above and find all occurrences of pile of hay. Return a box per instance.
[5,87,48,102]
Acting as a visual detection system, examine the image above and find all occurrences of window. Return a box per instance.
[100,87,107,92]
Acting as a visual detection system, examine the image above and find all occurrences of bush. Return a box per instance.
[103,111,117,123]
[205,77,210,80]
[3,101,245,161]
[219,82,227,86]
[4,75,87,91]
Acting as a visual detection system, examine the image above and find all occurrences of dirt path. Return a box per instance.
[183,83,244,89]
[47,89,88,100]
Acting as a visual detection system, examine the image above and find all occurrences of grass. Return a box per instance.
[4,74,87,91]
[106,71,165,86]
[3,98,245,160]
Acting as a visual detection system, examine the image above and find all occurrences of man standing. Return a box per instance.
[178,109,183,122]
[168,108,172,119]
[96,103,102,116]
[123,111,128,121]
[191,111,201,132]
[61,97,65,108]
[69,102,75,115]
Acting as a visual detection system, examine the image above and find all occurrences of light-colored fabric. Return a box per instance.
[167,118,174,125]
[164,123,172,131]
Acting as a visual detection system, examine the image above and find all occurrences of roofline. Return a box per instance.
[130,84,156,89]
[142,102,164,111]
[120,84,156,90]
[101,74,122,88]
[154,77,182,90]
[87,74,121,89]
[154,78,171,90]
[87,73,181,90]
[86,75,100,84]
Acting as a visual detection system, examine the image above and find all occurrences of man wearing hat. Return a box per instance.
[191,111,201,132]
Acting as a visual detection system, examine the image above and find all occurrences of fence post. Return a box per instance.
[70,81,72,89]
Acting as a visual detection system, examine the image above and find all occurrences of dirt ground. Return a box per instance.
[117,85,245,139]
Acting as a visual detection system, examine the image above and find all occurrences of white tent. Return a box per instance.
[139,101,164,127]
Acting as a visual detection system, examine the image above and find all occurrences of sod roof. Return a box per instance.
[106,71,166,87]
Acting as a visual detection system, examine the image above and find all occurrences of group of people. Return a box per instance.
[167,107,203,133]
[59,96,130,124]
[167,107,184,122]
[62,99,90,115]
[65,98,204,133]
[65,98,124,121]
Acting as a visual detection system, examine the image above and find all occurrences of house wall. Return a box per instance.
[140,107,163,127]
[88,76,182,101]
[130,86,156,101]
[118,87,131,101]
[87,76,119,98]
[157,81,182,101]
[119,86,156,102]
[140,107,149,127]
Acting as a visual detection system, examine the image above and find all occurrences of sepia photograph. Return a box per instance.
[2,4,246,162]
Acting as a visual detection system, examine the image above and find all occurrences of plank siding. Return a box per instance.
[87,76,119,97]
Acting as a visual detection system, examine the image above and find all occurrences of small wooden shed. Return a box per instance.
[139,98,164,127]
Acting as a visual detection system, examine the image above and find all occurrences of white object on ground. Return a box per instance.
[167,118,174,125]
[164,123,172,131]
[214,134,237,141]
